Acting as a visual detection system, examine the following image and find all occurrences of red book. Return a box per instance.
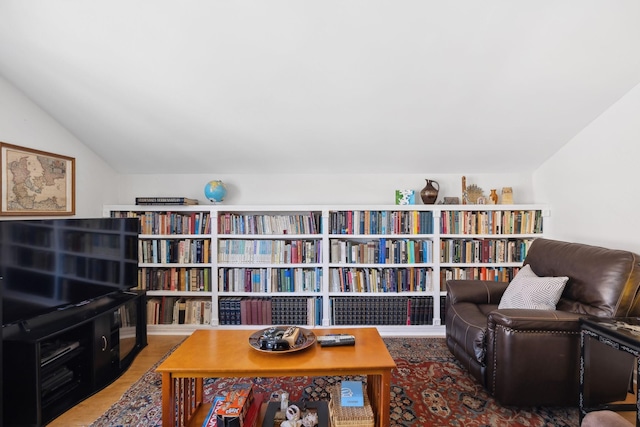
[242,393,265,427]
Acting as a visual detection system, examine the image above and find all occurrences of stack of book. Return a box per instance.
[135,196,199,205]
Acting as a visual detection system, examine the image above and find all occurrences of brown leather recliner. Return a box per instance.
[445,238,640,407]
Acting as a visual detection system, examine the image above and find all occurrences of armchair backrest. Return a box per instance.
[524,238,640,317]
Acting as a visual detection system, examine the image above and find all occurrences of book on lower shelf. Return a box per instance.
[215,383,254,427]
[340,380,364,406]
[135,196,199,205]
[202,396,224,427]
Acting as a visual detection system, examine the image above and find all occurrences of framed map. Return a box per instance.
[1,143,75,215]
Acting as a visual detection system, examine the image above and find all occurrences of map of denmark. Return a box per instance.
[6,150,68,212]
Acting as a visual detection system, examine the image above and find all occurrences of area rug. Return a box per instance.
[90,337,578,427]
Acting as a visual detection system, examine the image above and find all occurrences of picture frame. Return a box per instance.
[1,142,75,216]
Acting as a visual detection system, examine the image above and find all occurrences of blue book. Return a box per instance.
[341,380,364,407]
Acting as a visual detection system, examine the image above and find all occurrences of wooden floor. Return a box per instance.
[47,335,185,427]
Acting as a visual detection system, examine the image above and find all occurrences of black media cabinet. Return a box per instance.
[2,291,147,427]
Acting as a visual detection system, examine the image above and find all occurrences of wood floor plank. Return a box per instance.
[47,335,185,427]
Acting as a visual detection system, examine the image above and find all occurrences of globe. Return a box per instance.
[204,180,227,203]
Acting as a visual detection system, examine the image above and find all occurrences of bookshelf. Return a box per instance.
[104,204,548,336]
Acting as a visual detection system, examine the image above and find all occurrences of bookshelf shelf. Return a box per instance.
[105,204,548,336]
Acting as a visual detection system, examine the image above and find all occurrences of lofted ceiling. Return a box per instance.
[0,1,639,175]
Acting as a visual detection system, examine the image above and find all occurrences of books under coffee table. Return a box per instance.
[156,327,396,427]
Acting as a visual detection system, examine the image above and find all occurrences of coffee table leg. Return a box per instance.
[368,371,391,427]
[162,372,175,427]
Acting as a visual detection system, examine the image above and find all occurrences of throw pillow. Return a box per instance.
[498,264,569,310]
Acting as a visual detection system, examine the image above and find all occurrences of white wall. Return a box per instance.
[116,173,535,206]
[0,73,537,219]
[5,66,640,256]
[0,75,118,218]
[534,82,640,253]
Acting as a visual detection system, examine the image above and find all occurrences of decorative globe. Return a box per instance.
[204,180,227,203]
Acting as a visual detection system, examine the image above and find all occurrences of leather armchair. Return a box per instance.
[445,238,640,407]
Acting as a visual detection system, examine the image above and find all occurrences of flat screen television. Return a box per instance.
[0,217,139,327]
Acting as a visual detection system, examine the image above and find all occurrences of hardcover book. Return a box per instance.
[340,380,364,406]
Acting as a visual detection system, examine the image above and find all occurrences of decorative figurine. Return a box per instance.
[285,404,301,421]
[301,411,319,427]
[280,392,289,412]
[464,184,485,204]
[489,189,499,204]
[501,187,513,204]
[281,404,302,427]
[461,176,467,205]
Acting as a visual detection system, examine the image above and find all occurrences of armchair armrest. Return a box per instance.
[487,309,583,333]
[486,309,584,406]
[446,280,509,305]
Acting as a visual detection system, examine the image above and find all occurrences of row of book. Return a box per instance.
[146,295,447,326]
[439,266,521,289]
[138,265,521,293]
[330,296,441,325]
[440,209,543,235]
[329,238,433,264]
[219,296,322,326]
[329,267,434,293]
[218,267,322,293]
[112,210,210,235]
[440,238,534,263]
[217,239,322,264]
[137,267,211,291]
[146,297,212,325]
[328,210,434,235]
[217,212,321,235]
[138,238,210,264]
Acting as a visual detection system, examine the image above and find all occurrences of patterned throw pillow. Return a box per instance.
[498,264,569,310]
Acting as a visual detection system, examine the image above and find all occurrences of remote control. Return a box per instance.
[317,334,356,347]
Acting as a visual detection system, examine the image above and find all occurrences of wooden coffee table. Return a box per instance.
[156,327,396,427]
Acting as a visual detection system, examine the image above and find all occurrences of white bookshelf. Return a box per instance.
[104,204,548,336]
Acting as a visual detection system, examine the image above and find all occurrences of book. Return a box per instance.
[395,190,415,205]
[240,392,265,427]
[202,396,224,427]
[135,196,199,205]
[215,383,254,427]
[340,380,364,406]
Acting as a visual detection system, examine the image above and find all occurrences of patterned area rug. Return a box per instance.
[90,337,578,427]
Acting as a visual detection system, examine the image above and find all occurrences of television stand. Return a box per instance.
[2,291,147,427]
[40,341,80,367]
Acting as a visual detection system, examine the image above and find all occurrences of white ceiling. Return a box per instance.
[1,1,639,175]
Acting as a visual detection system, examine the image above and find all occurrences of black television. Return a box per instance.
[0,217,139,328]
